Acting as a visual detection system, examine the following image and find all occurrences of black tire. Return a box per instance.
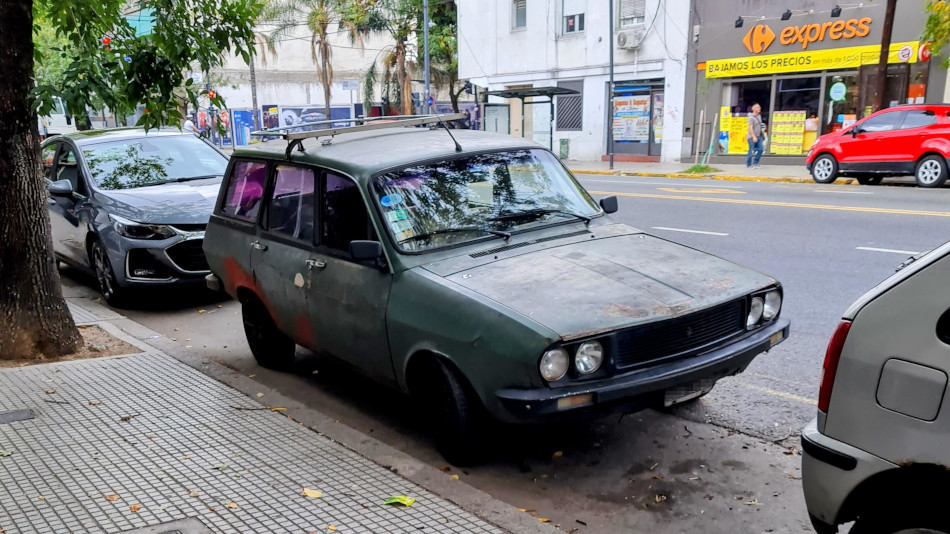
[915,155,948,188]
[811,154,838,184]
[90,240,128,308]
[415,358,484,466]
[240,295,295,370]
[856,175,883,186]
[851,507,950,534]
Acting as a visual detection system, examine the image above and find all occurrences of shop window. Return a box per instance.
[770,77,820,156]
[719,80,771,156]
[908,62,929,105]
[857,64,909,117]
[620,0,645,26]
[556,81,583,131]
[900,110,937,130]
[564,13,584,33]
[859,110,905,133]
[512,0,526,30]
[822,74,859,135]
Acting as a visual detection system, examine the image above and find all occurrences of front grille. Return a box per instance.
[612,299,746,369]
[165,239,210,272]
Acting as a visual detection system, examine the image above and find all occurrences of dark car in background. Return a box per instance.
[43,128,229,306]
[806,104,950,187]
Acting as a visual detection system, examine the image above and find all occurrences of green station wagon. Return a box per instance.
[204,115,790,463]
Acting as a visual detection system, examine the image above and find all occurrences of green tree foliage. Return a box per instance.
[923,0,950,68]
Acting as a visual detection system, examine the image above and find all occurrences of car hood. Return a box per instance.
[95,177,222,225]
[428,233,776,340]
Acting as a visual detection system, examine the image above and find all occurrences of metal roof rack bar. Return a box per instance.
[249,113,467,141]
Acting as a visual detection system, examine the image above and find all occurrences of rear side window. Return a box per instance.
[900,110,937,129]
[221,160,267,221]
[266,165,315,242]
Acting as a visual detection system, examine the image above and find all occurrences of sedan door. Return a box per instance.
[47,142,93,266]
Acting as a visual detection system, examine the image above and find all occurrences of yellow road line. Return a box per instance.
[744,384,818,406]
[657,187,746,194]
[589,190,950,218]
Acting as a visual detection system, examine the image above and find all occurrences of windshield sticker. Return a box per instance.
[386,209,408,222]
[398,229,415,241]
[380,193,404,207]
[390,220,413,233]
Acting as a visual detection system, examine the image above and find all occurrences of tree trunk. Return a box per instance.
[249,58,260,130]
[321,40,332,121]
[0,0,82,359]
[872,0,897,112]
[396,43,412,115]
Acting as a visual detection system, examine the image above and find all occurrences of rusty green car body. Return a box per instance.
[204,126,789,460]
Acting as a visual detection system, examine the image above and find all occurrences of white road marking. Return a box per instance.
[814,189,874,195]
[652,226,729,236]
[579,179,744,189]
[856,246,920,255]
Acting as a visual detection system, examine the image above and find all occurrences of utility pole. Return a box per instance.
[608,0,615,170]
[423,0,431,114]
[872,0,897,112]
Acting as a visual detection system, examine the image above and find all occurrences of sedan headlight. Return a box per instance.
[763,290,782,320]
[109,214,176,240]
[540,348,569,382]
[575,341,604,375]
[747,296,764,328]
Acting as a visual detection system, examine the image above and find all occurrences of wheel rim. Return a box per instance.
[918,160,942,184]
[93,246,115,300]
[814,158,833,180]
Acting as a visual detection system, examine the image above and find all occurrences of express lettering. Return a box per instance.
[779,17,871,49]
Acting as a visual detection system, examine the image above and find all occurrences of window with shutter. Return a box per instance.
[620,0,646,26]
[512,0,526,29]
[556,81,583,131]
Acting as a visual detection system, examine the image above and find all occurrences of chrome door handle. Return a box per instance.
[251,241,267,251]
[306,259,326,270]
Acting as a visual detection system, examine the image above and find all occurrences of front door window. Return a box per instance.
[322,172,371,253]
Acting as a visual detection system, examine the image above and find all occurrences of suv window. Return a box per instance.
[55,145,87,196]
[266,165,315,242]
[900,110,937,129]
[859,111,905,133]
[323,172,370,252]
[221,160,268,221]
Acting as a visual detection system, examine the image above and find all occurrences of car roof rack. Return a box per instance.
[250,113,467,158]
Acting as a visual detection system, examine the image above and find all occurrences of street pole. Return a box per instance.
[872,0,897,113]
[608,0,615,170]
[423,0,431,114]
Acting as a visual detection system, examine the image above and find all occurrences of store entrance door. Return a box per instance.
[650,91,664,156]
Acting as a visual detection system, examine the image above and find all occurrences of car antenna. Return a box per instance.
[437,117,463,152]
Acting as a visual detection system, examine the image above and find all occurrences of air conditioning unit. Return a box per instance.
[617,29,644,50]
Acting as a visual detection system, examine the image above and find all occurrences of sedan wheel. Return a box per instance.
[811,155,838,184]
[915,155,948,188]
[91,240,127,307]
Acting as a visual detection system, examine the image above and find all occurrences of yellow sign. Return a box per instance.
[706,41,919,78]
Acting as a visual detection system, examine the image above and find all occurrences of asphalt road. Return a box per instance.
[59,175,950,533]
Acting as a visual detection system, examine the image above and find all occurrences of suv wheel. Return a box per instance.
[415,358,484,466]
[851,509,949,534]
[856,175,883,186]
[91,240,128,308]
[811,154,838,184]
[241,295,295,370]
[915,155,948,188]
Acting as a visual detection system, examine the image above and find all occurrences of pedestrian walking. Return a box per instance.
[183,116,198,134]
[747,103,763,168]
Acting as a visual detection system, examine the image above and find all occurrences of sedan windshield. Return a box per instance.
[83,135,228,190]
[372,149,600,252]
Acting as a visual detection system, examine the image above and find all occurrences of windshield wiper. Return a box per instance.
[489,208,592,224]
[400,226,511,243]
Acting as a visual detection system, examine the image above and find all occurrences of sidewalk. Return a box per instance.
[564,159,817,183]
[0,298,557,534]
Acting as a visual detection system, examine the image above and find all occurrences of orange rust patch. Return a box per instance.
[294,315,316,350]
[222,257,277,320]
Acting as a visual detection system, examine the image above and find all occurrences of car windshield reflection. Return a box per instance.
[83,135,228,190]
[372,149,600,252]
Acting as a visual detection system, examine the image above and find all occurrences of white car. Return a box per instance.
[802,241,950,533]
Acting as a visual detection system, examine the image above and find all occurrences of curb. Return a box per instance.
[570,169,858,185]
[67,297,559,534]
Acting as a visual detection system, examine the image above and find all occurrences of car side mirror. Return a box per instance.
[349,240,384,265]
[47,179,73,197]
[851,128,862,137]
[600,196,619,214]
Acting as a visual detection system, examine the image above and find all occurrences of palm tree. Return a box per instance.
[361,0,417,116]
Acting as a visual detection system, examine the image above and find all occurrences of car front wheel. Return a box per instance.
[415,357,484,466]
[241,294,296,370]
[91,240,128,308]
[811,154,838,184]
[915,155,948,188]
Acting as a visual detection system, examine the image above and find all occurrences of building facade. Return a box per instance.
[685,0,949,165]
[458,0,691,163]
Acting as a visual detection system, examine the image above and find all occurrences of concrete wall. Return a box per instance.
[459,0,691,162]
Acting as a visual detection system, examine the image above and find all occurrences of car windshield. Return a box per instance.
[372,149,600,252]
[83,135,228,190]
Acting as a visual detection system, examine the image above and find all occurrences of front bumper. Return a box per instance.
[110,234,210,288]
[801,418,898,531]
[495,319,789,422]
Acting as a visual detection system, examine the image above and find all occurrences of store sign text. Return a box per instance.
[779,18,871,49]
[705,41,919,78]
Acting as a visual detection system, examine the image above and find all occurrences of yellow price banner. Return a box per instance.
[705,41,919,78]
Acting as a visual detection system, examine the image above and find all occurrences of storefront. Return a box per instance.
[608,78,666,159]
[687,1,947,164]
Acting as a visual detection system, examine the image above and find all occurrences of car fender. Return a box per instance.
[917,138,950,161]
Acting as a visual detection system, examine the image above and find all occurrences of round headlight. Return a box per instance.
[747,296,764,328]
[575,341,604,375]
[763,290,782,320]
[540,348,569,382]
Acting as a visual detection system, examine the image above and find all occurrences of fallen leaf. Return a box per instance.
[88,401,102,406]
[105,494,119,502]
[551,450,563,459]
[438,466,451,472]
[182,455,191,460]
[312,370,319,375]
[655,494,667,503]
[185,345,193,349]
[383,495,415,507]
[689,476,700,481]
[208,506,216,511]
[301,488,323,498]
[518,508,527,512]
[743,499,759,506]
[227,500,237,509]
[256,393,264,398]
[198,309,206,314]
[189,490,199,497]
[538,518,550,523]
[130,504,141,513]
[270,407,286,412]
[328,526,338,532]
[248,374,256,378]
[38,496,45,501]
[0,451,11,457]
[216,465,228,471]
[45,390,55,395]
[119,415,137,422]
[217,305,223,308]
[450,474,459,480]
[174,328,179,331]
[652,475,664,480]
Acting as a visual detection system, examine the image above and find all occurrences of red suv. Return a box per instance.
[806,104,950,187]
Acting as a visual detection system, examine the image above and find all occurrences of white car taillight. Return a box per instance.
[818,321,852,413]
